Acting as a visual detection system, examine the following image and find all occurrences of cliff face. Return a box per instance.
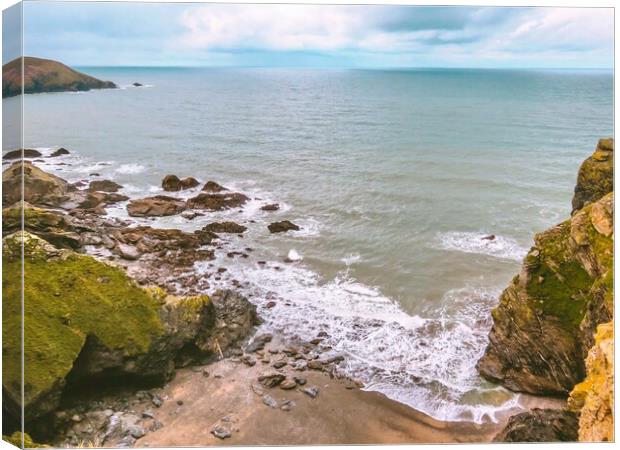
[2,57,116,98]
[478,138,614,442]
[568,321,614,442]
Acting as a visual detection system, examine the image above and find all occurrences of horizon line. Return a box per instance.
[73,65,615,71]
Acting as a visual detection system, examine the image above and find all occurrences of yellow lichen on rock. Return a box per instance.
[569,321,614,442]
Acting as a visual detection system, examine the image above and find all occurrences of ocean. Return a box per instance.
[4,67,613,423]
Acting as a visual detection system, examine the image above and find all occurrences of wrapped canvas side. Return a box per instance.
[2,2,25,448]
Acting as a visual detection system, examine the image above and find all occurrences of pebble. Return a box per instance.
[258,372,285,388]
[211,425,231,439]
[142,410,155,419]
[241,355,257,367]
[302,386,319,398]
[294,376,307,386]
[176,400,184,406]
[280,400,296,412]
[128,425,146,439]
[272,361,287,369]
[262,394,278,409]
[151,395,164,408]
[279,379,297,390]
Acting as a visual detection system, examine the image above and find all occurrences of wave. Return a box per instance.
[199,248,524,424]
[437,231,528,261]
[115,163,146,175]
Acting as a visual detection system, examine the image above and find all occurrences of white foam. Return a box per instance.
[437,231,528,261]
[116,163,146,175]
[287,249,302,261]
[341,253,361,266]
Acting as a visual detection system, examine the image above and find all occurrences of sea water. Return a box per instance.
[4,67,613,423]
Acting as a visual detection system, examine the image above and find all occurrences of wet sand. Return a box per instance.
[137,357,503,447]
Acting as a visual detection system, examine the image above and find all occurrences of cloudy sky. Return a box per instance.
[4,2,614,68]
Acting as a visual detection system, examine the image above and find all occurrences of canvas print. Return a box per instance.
[1,1,614,447]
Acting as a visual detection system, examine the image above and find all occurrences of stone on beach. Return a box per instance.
[127,195,187,217]
[162,174,200,192]
[268,220,300,233]
[203,221,248,234]
[88,179,123,192]
[186,192,249,211]
[202,180,228,192]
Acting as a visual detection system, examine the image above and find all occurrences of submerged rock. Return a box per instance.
[49,147,70,157]
[261,203,279,211]
[493,409,578,442]
[572,138,613,214]
[127,195,187,217]
[268,220,300,233]
[201,180,227,192]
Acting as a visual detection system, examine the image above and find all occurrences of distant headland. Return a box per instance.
[2,56,116,98]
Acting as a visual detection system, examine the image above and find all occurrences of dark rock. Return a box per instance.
[151,394,163,408]
[302,386,319,398]
[133,82,143,87]
[3,161,70,206]
[294,376,307,386]
[272,361,287,369]
[176,400,184,406]
[203,222,247,234]
[187,192,249,211]
[245,333,273,353]
[162,174,200,192]
[258,372,285,388]
[268,220,300,233]
[3,148,42,159]
[202,181,227,192]
[88,180,123,193]
[481,234,496,241]
[241,355,256,367]
[127,195,187,217]
[261,203,279,211]
[181,211,204,220]
[49,147,70,157]
[494,409,578,442]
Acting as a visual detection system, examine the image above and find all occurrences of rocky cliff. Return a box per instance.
[2,57,116,98]
[478,138,614,441]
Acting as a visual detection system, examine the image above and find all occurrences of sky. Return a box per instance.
[2,1,615,68]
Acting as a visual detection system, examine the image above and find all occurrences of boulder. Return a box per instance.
[186,192,248,211]
[132,82,143,87]
[76,191,129,209]
[261,203,279,211]
[268,220,300,233]
[201,181,227,192]
[493,409,578,442]
[49,148,70,157]
[3,148,42,160]
[127,195,187,217]
[568,321,614,442]
[161,175,199,192]
[2,161,69,207]
[88,180,123,193]
[572,138,613,214]
[2,232,216,423]
[203,222,247,234]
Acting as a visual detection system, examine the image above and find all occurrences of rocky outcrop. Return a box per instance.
[161,175,199,192]
[202,181,227,192]
[268,220,300,233]
[478,140,613,396]
[493,409,578,442]
[88,180,123,192]
[203,221,247,234]
[2,232,256,425]
[568,321,614,442]
[2,57,117,98]
[572,138,613,214]
[49,147,70,157]
[186,192,249,211]
[3,148,42,159]
[127,195,187,217]
[2,161,70,207]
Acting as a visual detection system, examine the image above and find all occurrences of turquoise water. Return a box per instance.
[4,67,613,422]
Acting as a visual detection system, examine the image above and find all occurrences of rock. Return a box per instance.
[3,148,43,159]
[481,234,496,241]
[3,161,70,207]
[478,191,614,395]
[494,409,578,442]
[245,333,273,353]
[272,361,287,369]
[162,174,200,192]
[75,191,129,209]
[128,425,146,439]
[127,195,187,217]
[572,138,613,214]
[266,301,277,309]
[307,360,324,371]
[181,211,204,220]
[258,372,285,388]
[88,180,123,192]
[268,220,300,233]
[203,222,248,234]
[294,376,307,386]
[176,400,184,406]
[142,410,155,419]
[279,378,297,390]
[302,386,319,398]
[133,82,143,87]
[116,243,141,260]
[280,400,296,411]
[151,395,164,408]
[187,192,249,211]
[241,355,256,367]
[3,56,117,98]
[2,232,215,423]
[261,203,279,211]
[262,395,278,409]
[210,425,231,439]
[568,321,614,442]
[202,181,227,192]
[49,147,70,157]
